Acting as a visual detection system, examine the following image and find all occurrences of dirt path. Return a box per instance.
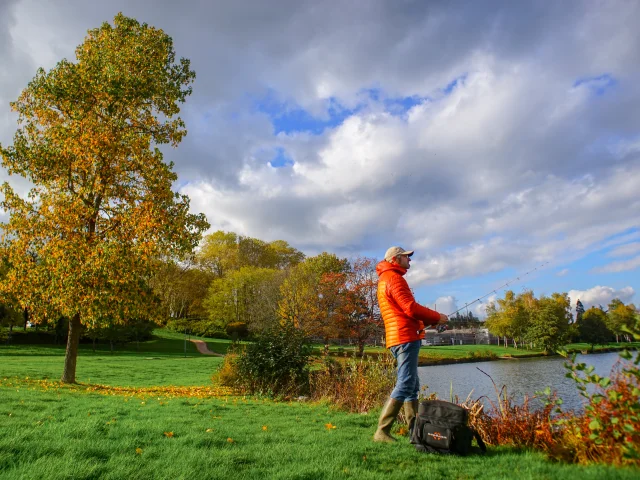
[189,339,225,357]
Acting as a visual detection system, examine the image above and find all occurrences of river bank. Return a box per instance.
[416,344,638,367]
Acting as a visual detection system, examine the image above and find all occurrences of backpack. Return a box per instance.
[409,399,487,455]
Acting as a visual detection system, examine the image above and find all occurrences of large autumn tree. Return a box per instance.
[0,14,208,383]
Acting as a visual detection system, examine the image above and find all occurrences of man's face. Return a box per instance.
[395,254,411,269]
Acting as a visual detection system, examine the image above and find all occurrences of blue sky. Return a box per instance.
[1,0,638,316]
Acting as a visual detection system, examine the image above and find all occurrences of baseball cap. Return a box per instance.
[384,246,414,262]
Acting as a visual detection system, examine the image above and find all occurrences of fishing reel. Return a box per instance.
[435,324,448,333]
[420,324,448,334]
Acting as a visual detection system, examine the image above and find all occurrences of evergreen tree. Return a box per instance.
[575,299,585,323]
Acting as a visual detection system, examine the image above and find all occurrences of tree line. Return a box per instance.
[484,290,638,352]
[149,230,382,355]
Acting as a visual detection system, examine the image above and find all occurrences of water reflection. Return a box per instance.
[417,351,626,412]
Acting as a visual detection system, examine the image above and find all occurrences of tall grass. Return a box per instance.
[309,352,396,413]
[466,368,558,451]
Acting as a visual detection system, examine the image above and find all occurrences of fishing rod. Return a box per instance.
[445,261,550,317]
[422,261,550,333]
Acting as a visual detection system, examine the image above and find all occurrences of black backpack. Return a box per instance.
[409,400,487,455]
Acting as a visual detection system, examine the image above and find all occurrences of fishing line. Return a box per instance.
[423,261,549,334]
[446,261,550,317]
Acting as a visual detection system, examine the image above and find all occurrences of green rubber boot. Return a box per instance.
[373,398,404,442]
[404,399,419,432]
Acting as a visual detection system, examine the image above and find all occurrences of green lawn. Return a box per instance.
[1,381,636,479]
[315,342,639,365]
[1,333,638,478]
[2,328,235,357]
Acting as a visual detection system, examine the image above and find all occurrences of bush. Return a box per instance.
[166,318,230,339]
[226,322,249,340]
[219,323,312,398]
[548,344,640,466]
[215,353,240,388]
[309,353,396,413]
[468,369,558,450]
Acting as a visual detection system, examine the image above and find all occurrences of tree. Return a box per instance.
[525,293,572,353]
[197,231,305,275]
[197,231,241,277]
[148,257,212,321]
[575,299,585,323]
[485,290,522,347]
[578,307,612,352]
[204,266,280,332]
[344,256,381,355]
[606,299,636,343]
[311,272,350,343]
[277,252,350,333]
[0,14,208,383]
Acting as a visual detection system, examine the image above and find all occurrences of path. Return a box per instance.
[189,339,225,357]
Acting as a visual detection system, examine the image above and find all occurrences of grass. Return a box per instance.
[2,328,235,356]
[313,342,639,365]
[1,332,638,478]
[1,383,636,480]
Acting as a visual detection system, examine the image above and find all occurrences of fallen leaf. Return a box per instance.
[164,431,174,438]
[135,448,143,455]
[325,423,337,430]
[262,425,268,431]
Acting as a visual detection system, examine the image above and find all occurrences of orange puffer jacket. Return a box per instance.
[376,260,441,348]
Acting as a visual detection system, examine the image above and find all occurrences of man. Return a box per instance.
[373,246,448,442]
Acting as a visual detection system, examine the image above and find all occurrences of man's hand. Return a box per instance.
[438,313,448,324]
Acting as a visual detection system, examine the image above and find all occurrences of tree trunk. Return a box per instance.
[61,313,82,383]
[23,307,29,331]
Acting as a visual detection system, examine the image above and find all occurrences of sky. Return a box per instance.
[0,0,639,317]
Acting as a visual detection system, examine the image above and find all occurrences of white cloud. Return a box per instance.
[607,242,640,258]
[556,269,569,277]
[473,295,497,319]
[568,286,635,311]
[433,296,457,316]
[592,255,640,274]
[1,0,640,294]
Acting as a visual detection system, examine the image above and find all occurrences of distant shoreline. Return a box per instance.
[418,346,636,367]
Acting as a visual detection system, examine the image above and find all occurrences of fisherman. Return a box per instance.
[373,246,448,442]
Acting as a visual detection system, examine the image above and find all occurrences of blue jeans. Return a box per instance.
[389,340,421,402]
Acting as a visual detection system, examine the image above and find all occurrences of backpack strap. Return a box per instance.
[472,429,487,453]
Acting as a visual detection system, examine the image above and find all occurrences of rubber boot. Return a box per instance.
[404,399,419,433]
[373,398,404,442]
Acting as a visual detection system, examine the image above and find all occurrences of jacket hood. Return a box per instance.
[376,260,407,277]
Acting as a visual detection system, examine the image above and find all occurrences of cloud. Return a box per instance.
[607,242,640,258]
[433,296,457,316]
[1,0,640,291]
[592,255,640,274]
[473,294,497,319]
[568,285,635,311]
[556,269,569,277]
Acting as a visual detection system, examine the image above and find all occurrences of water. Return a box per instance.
[417,351,627,412]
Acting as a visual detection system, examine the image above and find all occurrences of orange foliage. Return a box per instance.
[0,376,234,399]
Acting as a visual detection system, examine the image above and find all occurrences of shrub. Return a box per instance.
[226,322,249,340]
[215,352,240,388]
[549,346,640,466]
[469,368,557,450]
[222,323,312,398]
[309,352,396,413]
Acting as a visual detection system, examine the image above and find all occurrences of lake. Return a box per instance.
[417,351,629,412]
